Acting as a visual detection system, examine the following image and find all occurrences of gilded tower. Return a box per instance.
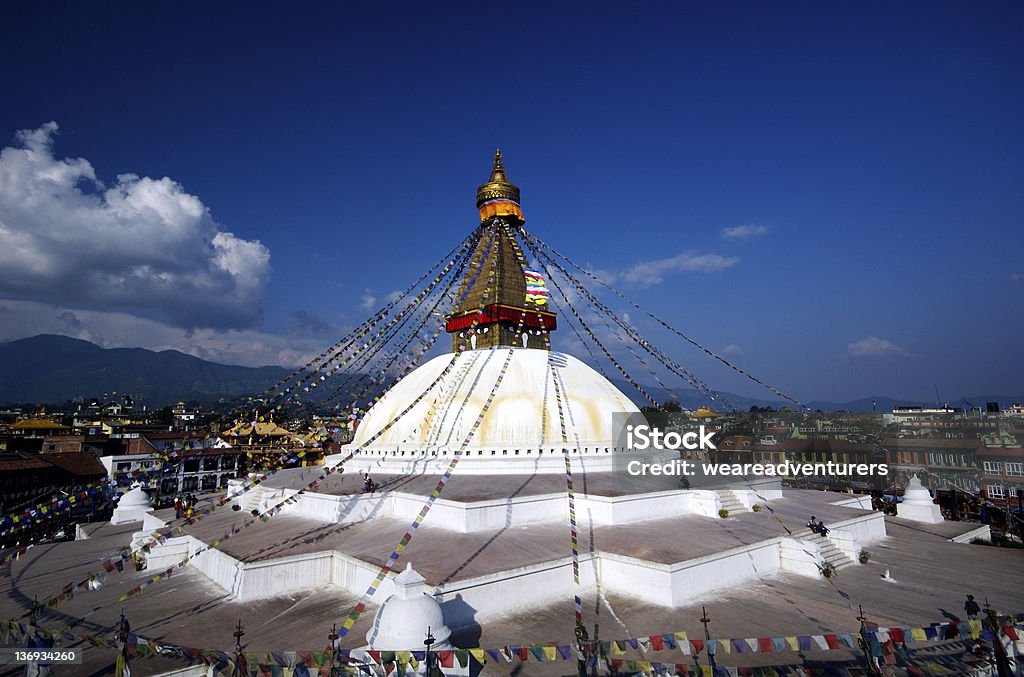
[445,151,557,351]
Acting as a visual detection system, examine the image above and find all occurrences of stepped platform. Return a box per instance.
[0,494,1016,677]
[140,473,904,628]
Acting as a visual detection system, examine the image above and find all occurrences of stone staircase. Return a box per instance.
[809,533,856,571]
[717,489,750,514]
[235,484,272,513]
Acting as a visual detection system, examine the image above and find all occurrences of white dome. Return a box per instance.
[117,485,152,508]
[351,348,639,451]
[366,563,452,651]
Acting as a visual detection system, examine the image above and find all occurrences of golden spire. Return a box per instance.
[446,149,555,351]
[475,149,521,208]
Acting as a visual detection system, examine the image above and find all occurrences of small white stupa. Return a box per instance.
[896,475,944,524]
[110,483,154,525]
[366,562,452,651]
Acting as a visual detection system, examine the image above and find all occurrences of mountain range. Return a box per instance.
[1,335,1020,412]
[0,335,290,407]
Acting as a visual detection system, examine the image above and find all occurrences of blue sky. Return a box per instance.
[0,2,1021,402]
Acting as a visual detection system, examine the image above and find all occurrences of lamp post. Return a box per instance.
[328,623,340,677]
[856,604,880,676]
[699,606,717,672]
[232,619,245,677]
[424,627,436,677]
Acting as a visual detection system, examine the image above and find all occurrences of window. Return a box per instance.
[1007,462,1024,477]
[983,461,1001,474]
[986,485,1005,499]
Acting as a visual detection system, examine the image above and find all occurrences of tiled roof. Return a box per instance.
[40,452,106,477]
[0,456,52,471]
[10,418,68,430]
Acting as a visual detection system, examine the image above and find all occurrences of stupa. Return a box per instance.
[326,151,648,476]
[896,474,944,524]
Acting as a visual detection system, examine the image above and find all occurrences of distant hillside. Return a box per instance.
[4,335,1020,413]
[0,335,291,407]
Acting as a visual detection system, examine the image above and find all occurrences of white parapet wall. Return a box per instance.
[437,554,597,626]
[779,538,823,577]
[148,479,884,626]
[831,495,874,510]
[275,486,729,531]
[830,511,887,543]
[950,525,992,544]
[147,507,886,621]
[667,538,782,605]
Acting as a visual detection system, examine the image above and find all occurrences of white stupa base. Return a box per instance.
[148,481,885,631]
[146,508,887,625]
[111,506,152,525]
[897,501,944,524]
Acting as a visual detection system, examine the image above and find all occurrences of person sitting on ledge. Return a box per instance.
[816,520,830,537]
[806,515,818,531]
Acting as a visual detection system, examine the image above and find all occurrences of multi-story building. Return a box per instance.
[98,430,244,501]
[882,437,980,492]
[977,429,1024,509]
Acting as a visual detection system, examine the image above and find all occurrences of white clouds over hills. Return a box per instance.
[0,122,271,329]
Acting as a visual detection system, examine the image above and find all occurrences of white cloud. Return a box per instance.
[0,298,337,368]
[847,336,907,358]
[360,289,377,310]
[722,344,743,356]
[1012,272,1021,283]
[359,289,403,311]
[584,264,620,286]
[621,251,738,288]
[0,122,270,329]
[721,224,768,240]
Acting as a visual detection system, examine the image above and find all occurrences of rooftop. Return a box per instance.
[2,499,1019,676]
